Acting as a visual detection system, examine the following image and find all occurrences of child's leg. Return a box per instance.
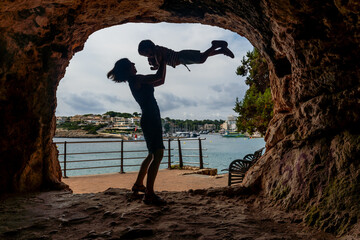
[199,40,234,62]
[209,48,235,59]
[199,47,217,63]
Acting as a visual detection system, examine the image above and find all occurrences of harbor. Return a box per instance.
[54,134,265,177]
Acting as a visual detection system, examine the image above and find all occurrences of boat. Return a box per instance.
[190,132,200,138]
[221,131,246,138]
[175,132,191,138]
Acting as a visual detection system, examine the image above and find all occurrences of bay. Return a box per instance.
[53,134,265,177]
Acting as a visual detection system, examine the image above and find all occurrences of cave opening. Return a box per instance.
[56,22,254,120]
[55,22,258,179]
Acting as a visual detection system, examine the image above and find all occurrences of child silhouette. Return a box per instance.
[138,40,234,71]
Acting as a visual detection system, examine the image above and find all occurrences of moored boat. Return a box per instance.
[221,131,246,138]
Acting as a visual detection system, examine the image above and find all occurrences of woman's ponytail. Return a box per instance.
[107,69,115,80]
[107,58,132,83]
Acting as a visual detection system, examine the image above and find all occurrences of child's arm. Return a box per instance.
[149,47,165,70]
[148,57,159,70]
[155,48,164,64]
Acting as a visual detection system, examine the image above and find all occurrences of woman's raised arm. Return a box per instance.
[136,60,166,87]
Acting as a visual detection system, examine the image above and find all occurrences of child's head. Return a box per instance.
[138,40,155,57]
[107,58,134,82]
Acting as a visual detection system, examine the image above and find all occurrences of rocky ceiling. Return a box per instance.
[0,0,359,235]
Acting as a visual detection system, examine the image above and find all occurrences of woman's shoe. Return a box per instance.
[143,193,167,206]
[132,184,146,194]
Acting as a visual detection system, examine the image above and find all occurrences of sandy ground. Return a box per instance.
[62,169,228,194]
[0,170,353,239]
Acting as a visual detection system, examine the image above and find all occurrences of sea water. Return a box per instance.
[53,134,265,177]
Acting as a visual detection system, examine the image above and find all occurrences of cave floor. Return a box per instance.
[0,188,336,240]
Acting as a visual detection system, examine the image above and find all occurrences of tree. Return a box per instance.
[163,122,170,133]
[161,117,224,133]
[133,112,141,117]
[234,48,273,136]
[104,111,118,117]
[104,111,133,118]
[236,48,269,93]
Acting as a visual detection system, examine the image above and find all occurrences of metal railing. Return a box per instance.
[54,137,207,177]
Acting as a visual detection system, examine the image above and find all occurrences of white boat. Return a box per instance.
[175,132,190,138]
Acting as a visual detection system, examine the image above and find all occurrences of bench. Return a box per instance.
[227,147,265,186]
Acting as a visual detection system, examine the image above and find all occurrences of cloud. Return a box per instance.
[157,92,198,112]
[56,23,253,119]
[62,92,107,114]
[59,91,140,115]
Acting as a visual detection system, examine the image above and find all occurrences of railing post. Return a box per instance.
[120,140,125,173]
[177,138,183,168]
[63,141,68,178]
[198,138,204,169]
[167,138,171,169]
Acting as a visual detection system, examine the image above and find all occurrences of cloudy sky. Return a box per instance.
[56,23,253,120]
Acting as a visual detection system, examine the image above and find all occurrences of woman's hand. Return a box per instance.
[136,59,166,87]
[152,60,166,87]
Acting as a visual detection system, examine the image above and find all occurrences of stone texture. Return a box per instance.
[0,189,337,239]
[0,0,359,235]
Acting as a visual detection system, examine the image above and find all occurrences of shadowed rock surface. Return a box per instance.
[0,0,359,236]
[0,188,337,240]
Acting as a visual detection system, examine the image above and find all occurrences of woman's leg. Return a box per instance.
[145,148,164,195]
[134,153,153,187]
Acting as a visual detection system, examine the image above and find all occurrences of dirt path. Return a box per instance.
[0,188,336,240]
[62,169,228,194]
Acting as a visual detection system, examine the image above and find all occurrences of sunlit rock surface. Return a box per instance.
[0,0,359,235]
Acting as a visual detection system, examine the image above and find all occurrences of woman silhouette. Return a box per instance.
[107,58,167,205]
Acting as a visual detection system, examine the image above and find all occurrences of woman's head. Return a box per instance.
[138,40,155,57]
[107,58,135,82]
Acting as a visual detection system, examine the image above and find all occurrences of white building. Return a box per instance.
[227,115,237,131]
[56,116,68,124]
[70,115,82,122]
[112,117,137,130]
[128,117,141,125]
[204,124,215,131]
[221,115,238,132]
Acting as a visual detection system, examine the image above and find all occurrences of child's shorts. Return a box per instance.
[178,50,201,64]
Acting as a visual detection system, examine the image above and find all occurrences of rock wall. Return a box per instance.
[0,0,359,234]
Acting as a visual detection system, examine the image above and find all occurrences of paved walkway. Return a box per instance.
[63,169,228,193]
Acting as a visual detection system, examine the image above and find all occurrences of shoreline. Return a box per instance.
[55,129,263,139]
[55,129,130,139]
